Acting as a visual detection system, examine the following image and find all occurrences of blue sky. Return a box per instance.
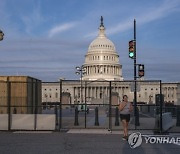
[0,0,180,82]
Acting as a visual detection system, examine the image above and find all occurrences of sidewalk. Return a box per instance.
[0,130,179,154]
[67,129,154,135]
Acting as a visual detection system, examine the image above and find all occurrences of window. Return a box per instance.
[55,93,58,98]
[78,92,80,98]
[100,93,102,99]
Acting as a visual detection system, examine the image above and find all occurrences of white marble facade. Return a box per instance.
[42,81,179,105]
[41,17,180,105]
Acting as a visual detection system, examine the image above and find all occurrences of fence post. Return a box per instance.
[159,81,163,134]
[54,105,58,128]
[176,106,180,126]
[59,79,62,131]
[74,107,79,126]
[135,106,140,126]
[94,107,99,126]
[85,81,87,128]
[34,80,38,130]
[108,81,112,132]
[7,80,11,131]
[115,107,119,126]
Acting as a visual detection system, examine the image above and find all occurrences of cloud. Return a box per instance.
[21,1,44,35]
[48,22,77,38]
[85,0,180,38]
[136,0,180,25]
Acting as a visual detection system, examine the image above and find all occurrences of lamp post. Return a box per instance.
[75,66,86,104]
[0,30,4,41]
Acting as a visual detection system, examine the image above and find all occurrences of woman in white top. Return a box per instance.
[119,95,133,140]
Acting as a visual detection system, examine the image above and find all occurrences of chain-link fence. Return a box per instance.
[0,80,180,133]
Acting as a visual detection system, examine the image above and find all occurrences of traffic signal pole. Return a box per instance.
[128,19,140,128]
[134,19,138,128]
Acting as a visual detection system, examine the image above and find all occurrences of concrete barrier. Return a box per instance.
[162,112,173,131]
[0,114,56,130]
[11,114,34,130]
[154,112,173,132]
[36,114,55,130]
[0,114,8,130]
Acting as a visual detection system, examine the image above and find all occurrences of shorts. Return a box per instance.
[120,114,130,122]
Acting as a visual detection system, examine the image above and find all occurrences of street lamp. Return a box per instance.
[0,30,4,41]
[75,66,86,104]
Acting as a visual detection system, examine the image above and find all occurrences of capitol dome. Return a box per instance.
[82,17,123,81]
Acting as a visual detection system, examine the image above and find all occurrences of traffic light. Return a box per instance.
[129,40,135,59]
[138,64,144,77]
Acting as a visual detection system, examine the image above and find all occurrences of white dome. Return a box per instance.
[88,26,116,53]
[88,38,116,52]
[82,17,123,81]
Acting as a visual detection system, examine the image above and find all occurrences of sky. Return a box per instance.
[0,0,180,82]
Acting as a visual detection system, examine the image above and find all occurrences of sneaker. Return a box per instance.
[122,136,128,141]
[125,136,128,141]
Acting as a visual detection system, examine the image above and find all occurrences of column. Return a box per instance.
[92,87,94,98]
[96,87,98,98]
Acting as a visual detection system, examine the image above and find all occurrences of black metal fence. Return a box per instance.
[0,80,180,133]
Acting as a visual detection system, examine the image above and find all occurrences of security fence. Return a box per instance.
[0,80,180,133]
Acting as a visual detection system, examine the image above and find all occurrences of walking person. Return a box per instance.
[119,95,133,140]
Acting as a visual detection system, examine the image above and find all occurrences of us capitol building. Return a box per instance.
[42,17,180,105]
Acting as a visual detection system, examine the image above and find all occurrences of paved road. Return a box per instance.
[0,131,180,154]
